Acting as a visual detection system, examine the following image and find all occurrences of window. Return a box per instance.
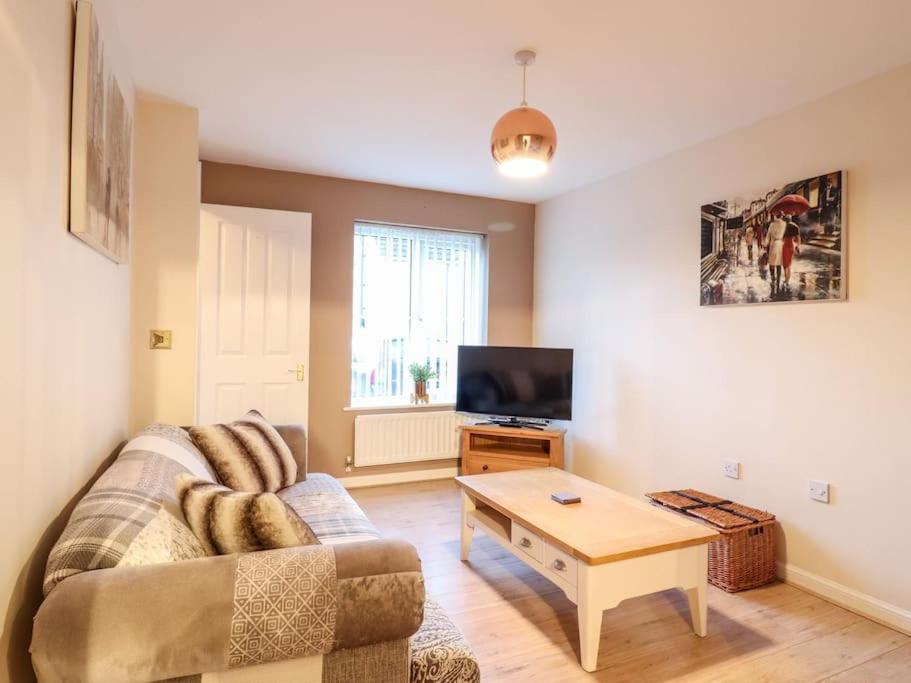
[351,222,486,406]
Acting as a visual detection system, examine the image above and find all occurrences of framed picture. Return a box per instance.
[69,0,132,263]
[700,171,845,306]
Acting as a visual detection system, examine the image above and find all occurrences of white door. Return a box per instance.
[198,204,311,428]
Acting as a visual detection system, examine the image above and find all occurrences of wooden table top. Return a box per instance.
[455,467,718,565]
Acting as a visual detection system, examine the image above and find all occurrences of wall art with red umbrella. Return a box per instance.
[700,171,845,306]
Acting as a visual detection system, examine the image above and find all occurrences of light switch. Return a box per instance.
[808,479,830,503]
[150,330,172,350]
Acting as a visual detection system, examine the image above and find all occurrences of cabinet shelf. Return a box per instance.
[467,447,549,460]
[467,505,511,542]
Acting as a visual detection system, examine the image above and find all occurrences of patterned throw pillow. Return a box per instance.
[188,410,297,492]
[176,473,319,555]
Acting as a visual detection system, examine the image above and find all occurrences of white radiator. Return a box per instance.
[354,411,467,467]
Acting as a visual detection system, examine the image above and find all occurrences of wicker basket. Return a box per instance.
[646,489,776,592]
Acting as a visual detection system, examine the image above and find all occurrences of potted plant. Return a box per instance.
[408,361,437,404]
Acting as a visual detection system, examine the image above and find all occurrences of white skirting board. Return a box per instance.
[339,466,458,489]
[777,562,911,635]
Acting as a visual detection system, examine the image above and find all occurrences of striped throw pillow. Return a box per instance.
[188,410,297,492]
[176,473,319,555]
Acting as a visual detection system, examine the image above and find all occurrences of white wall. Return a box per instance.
[0,1,132,679]
[535,64,911,618]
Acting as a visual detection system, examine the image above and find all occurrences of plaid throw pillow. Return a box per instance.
[189,410,297,492]
[43,424,210,596]
[176,473,319,555]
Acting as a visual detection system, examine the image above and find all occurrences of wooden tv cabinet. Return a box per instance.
[458,423,565,475]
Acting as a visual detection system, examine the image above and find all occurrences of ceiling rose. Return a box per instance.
[490,50,557,178]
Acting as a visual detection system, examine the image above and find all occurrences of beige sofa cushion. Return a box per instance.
[177,474,319,555]
[189,410,297,491]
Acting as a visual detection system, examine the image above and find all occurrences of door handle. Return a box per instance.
[287,363,305,382]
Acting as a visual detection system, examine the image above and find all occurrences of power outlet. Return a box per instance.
[722,460,740,479]
[345,455,353,473]
[809,479,829,503]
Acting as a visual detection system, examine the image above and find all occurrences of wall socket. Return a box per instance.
[722,460,740,479]
[345,455,353,473]
[808,479,830,503]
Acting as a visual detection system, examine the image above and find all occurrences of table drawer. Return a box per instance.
[544,542,577,587]
[465,455,548,475]
[511,523,544,564]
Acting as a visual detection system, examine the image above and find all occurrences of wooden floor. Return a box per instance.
[351,479,911,682]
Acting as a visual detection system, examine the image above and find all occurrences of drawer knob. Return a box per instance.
[482,464,489,471]
[520,537,532,548]
[552,559,566,571]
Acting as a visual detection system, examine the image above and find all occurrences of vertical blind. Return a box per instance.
[351,222,487,403]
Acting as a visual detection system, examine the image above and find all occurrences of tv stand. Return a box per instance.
[458,423,565,476]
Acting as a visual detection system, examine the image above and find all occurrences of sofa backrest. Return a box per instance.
[274,424,308,482]
[44,422,308,595]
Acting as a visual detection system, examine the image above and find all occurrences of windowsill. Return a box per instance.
[344,400,456,413]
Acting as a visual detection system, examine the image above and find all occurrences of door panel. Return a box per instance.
[216,221,245,354]
[199,204,311,429]
[265,231,292,355]
[215,384,244,420]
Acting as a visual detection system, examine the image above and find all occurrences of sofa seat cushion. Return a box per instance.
[43,424,210,595]
[279,474,382,545]
[410,599,480,683]
[177,474,320,555]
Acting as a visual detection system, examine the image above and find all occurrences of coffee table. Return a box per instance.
[455,467,718,672]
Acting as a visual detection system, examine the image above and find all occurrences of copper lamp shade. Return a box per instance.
[490,50,557,178]
[490,106,557,178]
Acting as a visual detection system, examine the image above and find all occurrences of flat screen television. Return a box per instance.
[456,345,573,423]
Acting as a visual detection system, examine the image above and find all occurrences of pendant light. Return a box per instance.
[490,50,557,178]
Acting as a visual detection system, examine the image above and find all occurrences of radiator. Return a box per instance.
[354,411,467,467]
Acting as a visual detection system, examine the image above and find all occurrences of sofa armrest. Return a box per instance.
[31,540,424,683]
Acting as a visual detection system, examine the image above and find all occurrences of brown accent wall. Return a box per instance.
[201,162,535,477]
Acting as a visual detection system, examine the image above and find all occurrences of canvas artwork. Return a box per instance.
[69,1,132,263]
[700,171,845,306]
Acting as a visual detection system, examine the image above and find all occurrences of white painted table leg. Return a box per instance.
[460,491,475,562]
[576,563,607,672]
[577,600,603,672]
[685,583,708,637]
[683,544,709,636]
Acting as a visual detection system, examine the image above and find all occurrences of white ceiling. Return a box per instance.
[114,0,911,203]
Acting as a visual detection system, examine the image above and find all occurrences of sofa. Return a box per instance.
[31,423,480,683]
